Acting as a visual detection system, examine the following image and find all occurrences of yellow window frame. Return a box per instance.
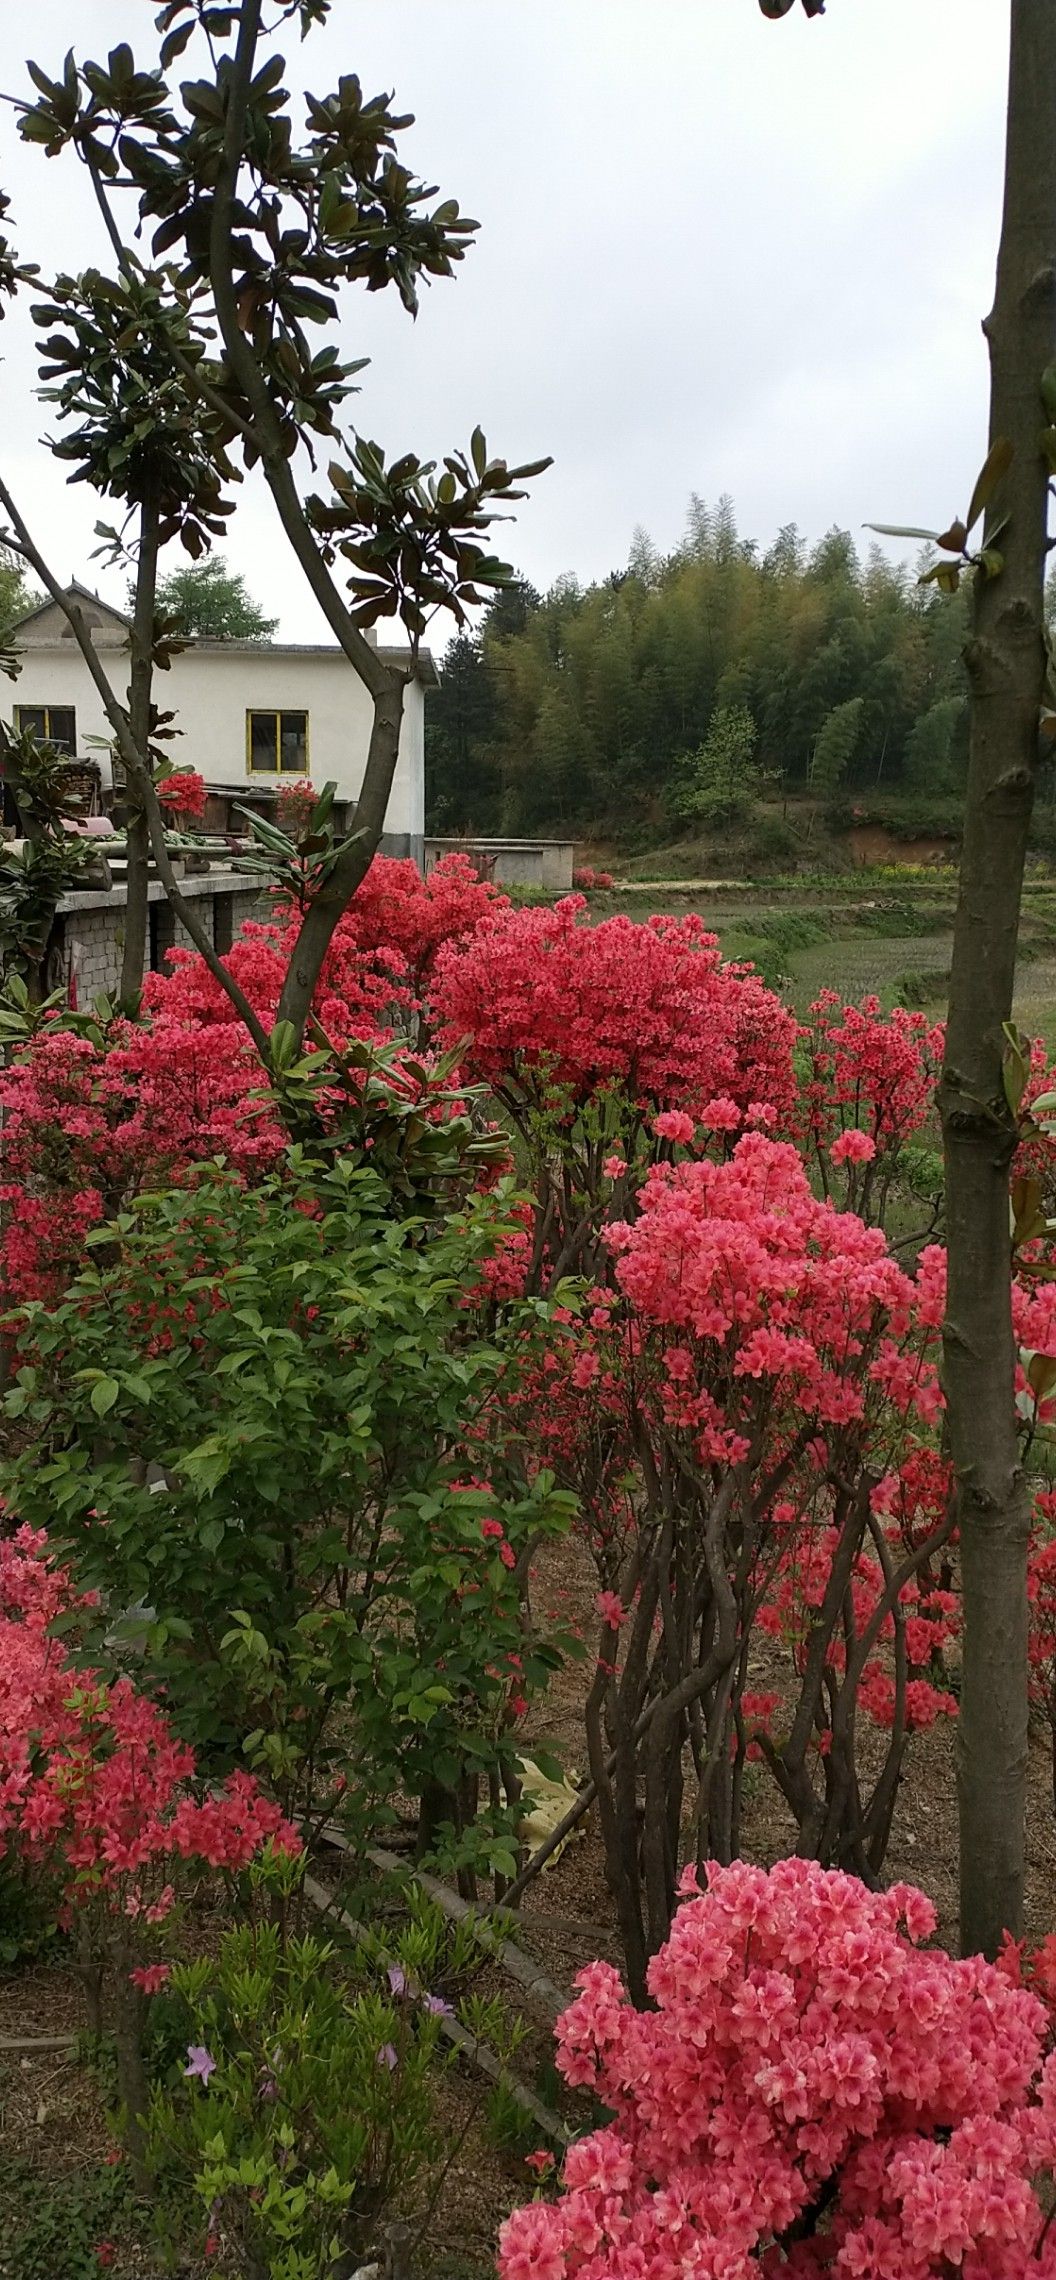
[245,708,311,777]
[13,703,77,750]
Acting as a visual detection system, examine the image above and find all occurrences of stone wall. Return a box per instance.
[58,872,275,1003]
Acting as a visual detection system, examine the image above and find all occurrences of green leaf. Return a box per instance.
[270,1020,297,1072]
[966,436,1014,535]
[90,1376,119,1418]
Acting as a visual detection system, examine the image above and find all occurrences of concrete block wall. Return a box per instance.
[423,836,575,891]
[58,873,276,1002]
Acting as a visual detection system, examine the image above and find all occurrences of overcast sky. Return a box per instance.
[0,0,1010,642]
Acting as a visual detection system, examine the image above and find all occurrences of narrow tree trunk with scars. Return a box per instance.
[939,0,1056,1958]
[120,494,160,1004]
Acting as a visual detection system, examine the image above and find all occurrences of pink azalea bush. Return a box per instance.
[0,1527,300,1922]
[499,1858,1056,2280]
[431,899,799,1129]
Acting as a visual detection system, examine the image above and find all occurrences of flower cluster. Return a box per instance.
[609,1134,937,1448]
[431,900,799,1124]
[0,1529,299,1930]
[801,992,944,1205]
[156,769,207,823]
[500,1858,1056,2280]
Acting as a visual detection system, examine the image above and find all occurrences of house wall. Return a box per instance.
[6,626,426,861]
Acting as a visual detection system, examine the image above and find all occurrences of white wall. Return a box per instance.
[5,621,427,845]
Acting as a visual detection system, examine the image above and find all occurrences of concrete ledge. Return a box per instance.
[58,868,258,916]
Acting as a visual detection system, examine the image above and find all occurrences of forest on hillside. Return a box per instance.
[426,495,1003,849]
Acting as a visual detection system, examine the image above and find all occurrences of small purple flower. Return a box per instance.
[387,1965,406,1997]
[376,2043,399,2072]
[184,2044,217,2084]
[422,1994,454,2019]
[257,2069,279,2102]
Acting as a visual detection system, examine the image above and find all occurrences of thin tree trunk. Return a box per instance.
[120,496,160,1001]
[939,0,1056,1958]
[274,681,406,1041]
[121,810,151,1002]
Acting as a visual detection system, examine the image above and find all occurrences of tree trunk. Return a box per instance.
[112,1956,151,2192]
[275,681,406,1043]
[120,495,160,1002]
[121,809,151,1003]
[939,0,1056,1958]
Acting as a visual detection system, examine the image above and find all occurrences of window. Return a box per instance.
[247,710,308,775]
[13,705,76,754]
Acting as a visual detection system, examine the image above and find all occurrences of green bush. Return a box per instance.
[6,1152,574,1878]
[741,811,800,870]
[896,968,950,1010]
[824,792,964,844]
[146,1880,526,2280]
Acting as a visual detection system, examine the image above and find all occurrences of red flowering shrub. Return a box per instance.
[0,1015,284,1305]
[501,1135,954,1983]
[156,768,207,823]
[0,1529,299,1911]
[431,899,799,1295]
[500,1858,1056,2280]
[335,850,508,996]
[0,1525,300,2153]
[572,866,614,891]
[147,918,407,1043]
[275,777,318,837]
[0,848,510,1306]
[800,992,944,1224]
[432,900,798,1125]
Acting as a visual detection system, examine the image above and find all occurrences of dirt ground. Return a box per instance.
[4,1528,1056,2277]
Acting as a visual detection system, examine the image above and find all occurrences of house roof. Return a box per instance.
[11,581,131,635]
[187,636,438,684]
[10,584,437,684]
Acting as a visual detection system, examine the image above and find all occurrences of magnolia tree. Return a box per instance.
[0,0,547,1023]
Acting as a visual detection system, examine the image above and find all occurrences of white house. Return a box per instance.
[4,583,434,865]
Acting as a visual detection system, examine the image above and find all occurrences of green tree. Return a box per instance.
[902,696,965,794]
[133,556,278,641]
[0,546,39,637]
[809,696,864,799]
[669,703,761,824]
[0,2,548,1046]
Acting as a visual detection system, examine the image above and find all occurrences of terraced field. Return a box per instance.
[590,875,1056,1047]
